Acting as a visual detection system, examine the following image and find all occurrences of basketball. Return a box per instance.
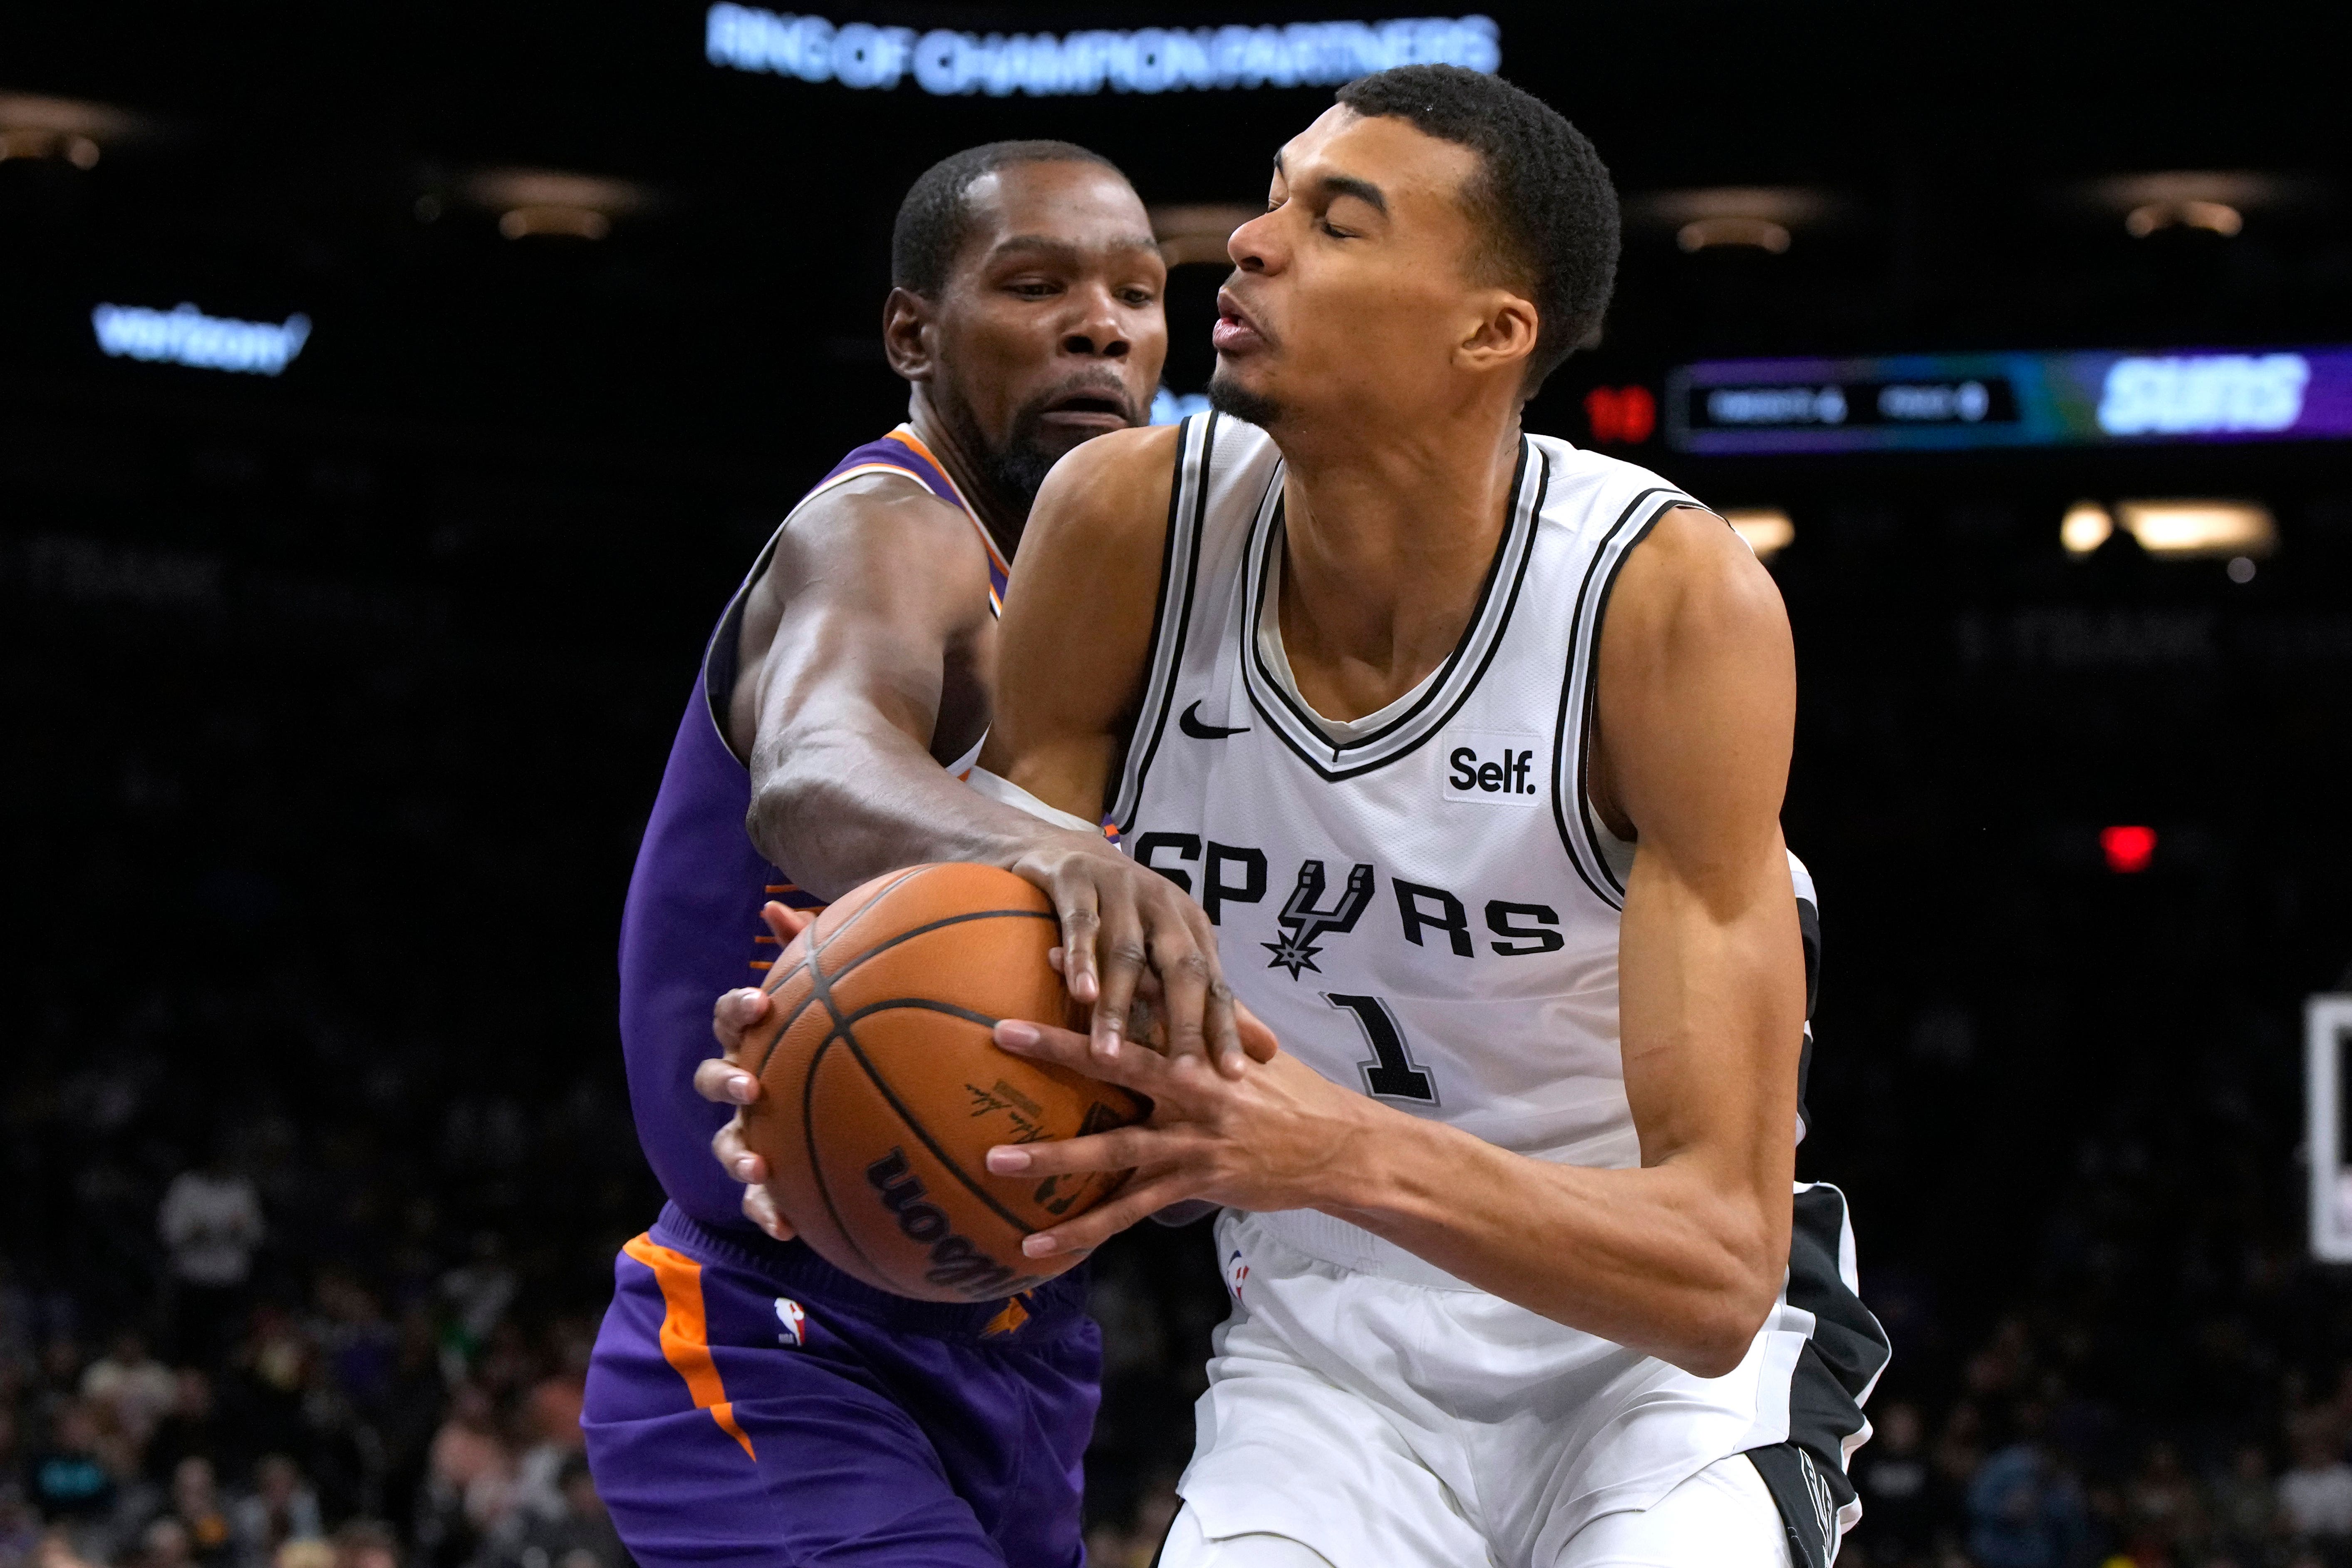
[738,862,1149,1302]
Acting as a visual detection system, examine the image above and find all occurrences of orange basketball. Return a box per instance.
[738,862,1147,1302]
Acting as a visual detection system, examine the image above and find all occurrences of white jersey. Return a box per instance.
[1109,414,1884,1568]
[1115,412,1721,1184]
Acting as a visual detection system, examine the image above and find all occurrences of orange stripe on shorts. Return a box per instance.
[621,1234,757,1460]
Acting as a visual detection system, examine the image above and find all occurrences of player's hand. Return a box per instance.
[1045,947,1279,1069]
[979,1013,1373,1259]
[696,902,815,1242]
[1009,831,1248,1082]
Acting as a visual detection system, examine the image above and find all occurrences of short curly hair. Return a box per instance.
[1334,66,1618,394]
[891,140,1124,297]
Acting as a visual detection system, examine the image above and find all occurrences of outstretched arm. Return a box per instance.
[981,506,1805,1376]
[701,430,1258,1231]
[731,436,1243,1069]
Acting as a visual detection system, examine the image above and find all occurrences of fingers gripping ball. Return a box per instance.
[741,863,1148,1301]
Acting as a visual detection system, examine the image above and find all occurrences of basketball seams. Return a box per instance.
[812,864,934,959]
[751,907,1056,1078]
[827,1001,1046,1240]
[744,865,1138,1300]
[797,1033,894,1289]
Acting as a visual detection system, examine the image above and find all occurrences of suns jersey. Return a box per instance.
[616,424,1005,1236]
[1111,414,1815,1251]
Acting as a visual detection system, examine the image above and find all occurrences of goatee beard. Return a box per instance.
[938,392,1115,514]
[1207,366,1281,429]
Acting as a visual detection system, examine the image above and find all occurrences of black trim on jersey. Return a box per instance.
[1748,1182,1892,1568]
[1245,437,1527,753]
[1239,439,1547,783]
[1547,486,1693,910]
[1113,414,1217,834]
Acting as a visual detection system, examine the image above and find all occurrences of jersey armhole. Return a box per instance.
[1549,486,1702,909]
[1107,414,1216,833]
[704,464,990,769]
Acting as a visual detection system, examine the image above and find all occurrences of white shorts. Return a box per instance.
[1160,1453,1792,1568]
[1172,1208,1838,1568]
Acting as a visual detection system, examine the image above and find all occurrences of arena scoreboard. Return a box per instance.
[1667,346,2352,455]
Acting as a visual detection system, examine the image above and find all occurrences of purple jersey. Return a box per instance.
[616,427,1009,1235]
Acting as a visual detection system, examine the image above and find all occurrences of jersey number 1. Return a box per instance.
[1324,993,1440,1105]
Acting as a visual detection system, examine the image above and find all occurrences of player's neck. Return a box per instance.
[903,401,1026,562]
[1272,406,1525,723]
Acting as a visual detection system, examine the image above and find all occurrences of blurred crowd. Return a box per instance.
[13,1106,2352,1568]
[0,1143,633,1568]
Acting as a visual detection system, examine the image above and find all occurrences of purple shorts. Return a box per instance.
[582,1204,1099,1568]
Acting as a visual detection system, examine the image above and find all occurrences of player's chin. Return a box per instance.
[1206,363,1283,428]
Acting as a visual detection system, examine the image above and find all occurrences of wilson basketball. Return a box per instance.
[738,862,1148,1302]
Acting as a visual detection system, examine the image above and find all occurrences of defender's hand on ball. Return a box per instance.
[983,1013,1365,1259]
[1011,834,1249,1082]
[694,901,817,1243]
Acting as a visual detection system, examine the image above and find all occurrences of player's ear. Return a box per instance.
[1456,289,1539,381]
[883,286,937,382]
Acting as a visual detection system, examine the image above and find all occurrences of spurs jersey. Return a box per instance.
[1112,415,1888,1568]
[1114,412,1743,1178]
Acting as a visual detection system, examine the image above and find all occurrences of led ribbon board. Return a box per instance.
[1666,347,2352,454]
[704,5,1499,95]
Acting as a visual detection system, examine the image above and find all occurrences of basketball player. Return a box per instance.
[708,68,1889,1568]
[583,141,1214,1568]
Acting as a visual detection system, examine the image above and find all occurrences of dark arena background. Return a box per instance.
[5,5,2352,1567]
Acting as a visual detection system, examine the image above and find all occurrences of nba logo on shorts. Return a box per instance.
[774,1297,807,1347]
[1224,1250,1249,1307]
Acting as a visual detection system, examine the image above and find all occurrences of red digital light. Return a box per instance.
[2100,825,2157,873]
[1584,385,1657,445]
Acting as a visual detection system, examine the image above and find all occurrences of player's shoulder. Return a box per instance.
[1534,440,1781,651]
[779,466,990,576]
[746,467,996,622]
[1025,421,1185,556]
[1524,432,1708,525]
[1041,419,1183,498]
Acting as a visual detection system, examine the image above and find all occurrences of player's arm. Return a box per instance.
[699,436,1256,1228]
[981,507,1804,1376]
[731,476,1012,887]
[975,422,1245,1062]
[768,430,1242,1072]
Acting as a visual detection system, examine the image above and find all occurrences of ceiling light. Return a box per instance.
[1636,186,1830,255]
[0,92,143,167]
[2115,499,2275,557]
[2126,199,2242,238]
[2089,171,2295,236]
[1723,508,1794,560]
[499,205,610,240]
[2061,501,2113,555]
[466,167,646,240]
[1150,203,1257,267]
[0,127,99,166]
[1678,217,1790,254]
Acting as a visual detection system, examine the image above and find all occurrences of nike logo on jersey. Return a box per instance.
[1442,730,1546,803]
[1179,700,1249,739]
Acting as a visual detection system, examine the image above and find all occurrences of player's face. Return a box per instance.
[1211,107,1500,428]
[929,163,1168,502]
